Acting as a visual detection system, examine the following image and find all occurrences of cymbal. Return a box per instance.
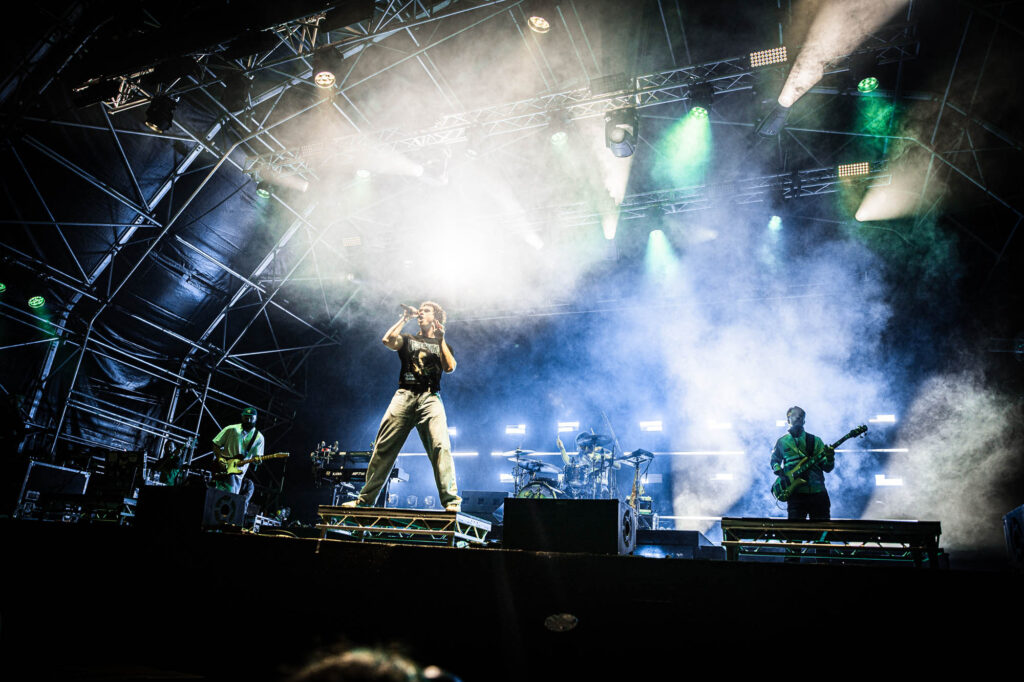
[575,433,613,449]
[512,460,562,474]
[617,449,654,465]
[503,449,536,458]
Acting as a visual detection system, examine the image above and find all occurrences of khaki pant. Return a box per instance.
[356,389,460,510]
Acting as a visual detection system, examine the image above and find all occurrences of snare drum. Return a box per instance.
[562,460,589,488]
[516,481,562,499]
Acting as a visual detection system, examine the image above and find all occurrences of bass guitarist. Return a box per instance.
[771,406,835,521]
[211,406,265,514]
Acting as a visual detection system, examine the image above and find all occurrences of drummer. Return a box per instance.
[557,431,620,495]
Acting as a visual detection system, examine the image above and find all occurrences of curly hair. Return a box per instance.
[420,300,446,326]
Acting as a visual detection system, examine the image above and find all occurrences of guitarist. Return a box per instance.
[771,406,835,521]
[211,406,264,513]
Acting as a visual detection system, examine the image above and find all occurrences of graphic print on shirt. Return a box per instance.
[401,335,444,391]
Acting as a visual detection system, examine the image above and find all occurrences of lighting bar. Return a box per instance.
[657,450,745,456]
[639,420,662,432]
[499,473,515,483]
[640,474,662,484]
[709,421,732,430]
[451,451,477,457]
[874,474,903,487]
[448,426,458,436]
[557,421,579,433]
[710,473,734,481]
[776,420,788,427]
[750,46,788,68]
[505,424,526,435]
[835,448,908,453]
[868,414,896,423]
[837,161,870,177]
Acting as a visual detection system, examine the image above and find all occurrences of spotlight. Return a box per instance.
[448,426,457,437]
[858,76,879,93]
[849,52,879,93]
[312,48,338,88]
[768,215,783,232]
[525,1,557,33]
[256,181,272,198]
[144,96,176,133]
[548,111,571,146]
[688,82,714,118]
[753,103,790,137]
[528,15,550,33]
[639,420,662,432]
[837,161,870,177]
[0,282,5,293]
[28,296,45,309]
[604,107,638,157]
[750,46,788,68]
[355,168,371,179]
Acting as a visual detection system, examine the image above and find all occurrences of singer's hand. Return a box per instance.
[433,320,445,337]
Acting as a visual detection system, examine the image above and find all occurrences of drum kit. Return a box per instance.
[506,432,654,502]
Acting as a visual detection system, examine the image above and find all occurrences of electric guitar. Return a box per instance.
[214,451,290,476]
[771,426,867,501]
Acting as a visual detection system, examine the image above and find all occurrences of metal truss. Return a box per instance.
[92,1,518,113]
[247,21,918,177]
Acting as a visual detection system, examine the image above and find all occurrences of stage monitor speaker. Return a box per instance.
[136,485,246,534]
[502,498,636,555]
[204,489,245,527]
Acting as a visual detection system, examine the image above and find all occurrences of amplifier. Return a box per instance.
[502,498,636,555]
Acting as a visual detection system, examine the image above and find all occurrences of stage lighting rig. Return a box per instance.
[848,52,880,93]
[548,110,572,146]
[837,161,870,177]
[605,108,638,158]
[688,82,714,118]
[144,96,176,133]
[312,48,339,88]
[525,1,558,33]
[256,181,272,199]
[753,103,791,137]
[750,46,788,68]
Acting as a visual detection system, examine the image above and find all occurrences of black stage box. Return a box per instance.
[1005,503,1024,568]
[502,498,636,555]
[136,485,245,534]
[635,529,726,560]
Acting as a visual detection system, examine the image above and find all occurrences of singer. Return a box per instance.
[347,301,461,511]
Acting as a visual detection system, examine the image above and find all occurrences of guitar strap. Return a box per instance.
[241,428,260,458]
[805,432,815,464]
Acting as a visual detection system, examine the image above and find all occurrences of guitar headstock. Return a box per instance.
[849,425,868,438]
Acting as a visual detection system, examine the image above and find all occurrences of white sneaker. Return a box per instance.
[341,500,359,508]
[445,505,460,513]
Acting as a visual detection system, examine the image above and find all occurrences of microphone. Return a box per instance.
[399,303,419,315]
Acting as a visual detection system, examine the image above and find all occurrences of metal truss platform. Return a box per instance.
[720,517,944,567]
[316,506,492,547]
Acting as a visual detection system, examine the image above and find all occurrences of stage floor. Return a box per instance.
[0,519,1018,680]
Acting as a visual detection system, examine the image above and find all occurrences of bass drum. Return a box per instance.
[516,481,562,499]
